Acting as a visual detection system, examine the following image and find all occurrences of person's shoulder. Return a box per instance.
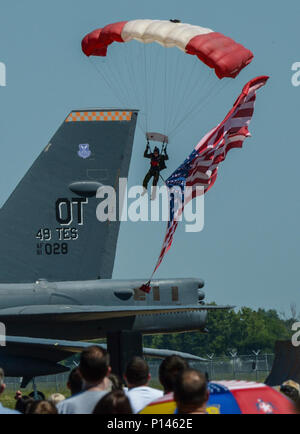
[126,386,146,398]
[0,404,20,414]
[57,392,84,413]
[57,390,107,414]
[148,386,163,396]
[126,386,162,398]
[85,390,107,399]
[126,387,138,395]
[2,409,20,414]
[145,385,162,392]
[135,386,163,398]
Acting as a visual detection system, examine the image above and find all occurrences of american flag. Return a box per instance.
[140,76,269,293]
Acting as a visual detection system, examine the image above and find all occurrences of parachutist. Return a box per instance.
[142,145,168,192]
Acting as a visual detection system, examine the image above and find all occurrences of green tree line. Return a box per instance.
[143,305,296,357]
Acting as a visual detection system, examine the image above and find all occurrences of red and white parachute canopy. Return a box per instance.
[82,19,253,79]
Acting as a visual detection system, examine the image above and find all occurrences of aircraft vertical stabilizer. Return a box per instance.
[0,109,138,282]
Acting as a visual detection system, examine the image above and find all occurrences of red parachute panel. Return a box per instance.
[82,21,127,57]
[185,32,254,79]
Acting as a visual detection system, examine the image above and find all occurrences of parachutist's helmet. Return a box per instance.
[154,147,160,154]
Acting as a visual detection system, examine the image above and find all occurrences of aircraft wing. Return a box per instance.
[0,304,233,322]
[2,335,207,386]
[5,336,207,362]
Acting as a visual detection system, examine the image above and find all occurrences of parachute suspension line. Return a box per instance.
[93,50,132,111]
[147,42,161,132]
[159,173,167,186]
[165,48,189,135]
[114,43,140,108]
[171,48,191,130]
[169,65,215,136]
[108,52,134,108]
[169,61,212,135]
[101,44,135,122]
[169,80,219,139]
[163,45,168,137]
[90,48,146,136]
[165,51,198,135]
[110,41,146,133]
[133,43,146,124]
[161,142,168,161]
[165,47,181,136]
[163,45,171,135]
[91,53,146,135]
[103,44,133,103]
[89,58,127,108]
[123,42,146,127]
[169,77,231,139]
[129,41,152,133]
[163,45,174,136]
[172,59,202,130]
[162,50,215,138]
[145,44,153,130]
[143,44,149,133]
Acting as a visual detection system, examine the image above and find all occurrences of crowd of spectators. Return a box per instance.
[0,345,298,414]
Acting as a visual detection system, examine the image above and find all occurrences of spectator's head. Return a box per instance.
[0,368,5,395]
[79,346,110,385]
[26,400,58,414]
[124,357,150,389]
[174,369,209,414]
[48,393,65,406]
[280,380,300,403]
[67,367,83,396]
[15,396,35,414]
[159,356,189,394]
[93,390,132,414]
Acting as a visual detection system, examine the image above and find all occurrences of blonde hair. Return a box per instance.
[48,393,66,405]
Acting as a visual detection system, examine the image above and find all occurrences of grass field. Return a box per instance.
[1,388,70,410]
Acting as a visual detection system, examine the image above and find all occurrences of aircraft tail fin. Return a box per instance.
[0,109,138,282]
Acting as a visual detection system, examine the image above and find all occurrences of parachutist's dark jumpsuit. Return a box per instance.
[143,148,169,189]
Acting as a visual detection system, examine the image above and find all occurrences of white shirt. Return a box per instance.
[126,386,163,413]
[57,390,107,414]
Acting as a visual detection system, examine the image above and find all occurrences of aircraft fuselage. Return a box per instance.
[0,278,207,340]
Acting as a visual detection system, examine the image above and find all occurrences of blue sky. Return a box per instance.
[0,1,299,313]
